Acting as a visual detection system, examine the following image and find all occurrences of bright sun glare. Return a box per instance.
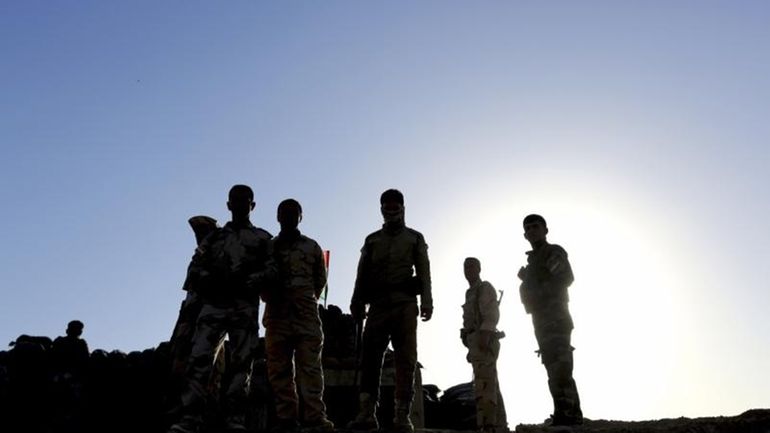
[421,185,696,423]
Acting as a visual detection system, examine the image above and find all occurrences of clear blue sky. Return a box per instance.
[1,1,768,424]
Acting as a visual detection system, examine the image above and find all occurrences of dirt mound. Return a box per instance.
[515,409,770,433]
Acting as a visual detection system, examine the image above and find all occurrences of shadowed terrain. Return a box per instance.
[2,311,768,433]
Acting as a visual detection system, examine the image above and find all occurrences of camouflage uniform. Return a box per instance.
[263,229,331,428]
[170,289,206,381]
[519,243,582,424]
[462,280,507,432]
[170,216,220,379]
[351,224,432,420]
[176,221,274,430]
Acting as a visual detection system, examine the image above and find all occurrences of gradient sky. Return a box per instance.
[2,1,769,424]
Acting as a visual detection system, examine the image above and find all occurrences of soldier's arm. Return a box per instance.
[181,261,196,293]
[519,280,532,313]
[248,238,278,291]
[313,242,328,299]
[185,235,216,295]
[350,243,369,308]
[544,246,574,292]
[414,233,433,310]
[478,282,500,332]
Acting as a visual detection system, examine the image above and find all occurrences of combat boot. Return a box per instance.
[548,399,583,427]
[543,414,581,432]
[303,417,335,433]
[347,393,378,431]
[549,413,583,427]
[168,415,200,433]
[223,413,249,432]
[392,400,413,433]
[480,425,509,433]
[272,418,300,433]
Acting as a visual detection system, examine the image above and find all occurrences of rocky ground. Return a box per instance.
[513,409,770,433]
[5,314,768,433]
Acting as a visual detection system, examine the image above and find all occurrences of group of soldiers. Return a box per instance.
[461,214,583,433]
[167,185,583,433]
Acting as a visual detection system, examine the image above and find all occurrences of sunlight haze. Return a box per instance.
[1,1,768,425]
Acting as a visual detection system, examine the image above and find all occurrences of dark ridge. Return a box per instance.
[3,309,768,433]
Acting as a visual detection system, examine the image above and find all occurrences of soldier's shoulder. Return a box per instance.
[480,280,496,292]
[299,234,322,249]
[298,233,316,242]
[404,227,426,242]
[477,282,497,299]
[197,227,226,252]
[544,244,571,274]
[364,229,384,243]
[241,225,271,242]
[203,226,225,240]
[546,243,569,257]
[253,227,272,239]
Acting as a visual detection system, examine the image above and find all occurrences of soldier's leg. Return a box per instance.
[390,303,418,432]
[471,360,494,429]
[543,347,581,421]
[359,308,392,402]
[490,339,507,430]
[295,329,333,429]
[469,337,501,431]
[348,308,391,430]
[496,381,507,431]
[222,304,260,429]
[538,329,582,424]
[170,292,202,379]
[173,305,227,431]
[390,303,418,404]
[266,324,299,422]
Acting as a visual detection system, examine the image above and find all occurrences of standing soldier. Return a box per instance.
[169,216,219,381]
[348,189,433,433]
[169,185,275,433]
[263,199,334,433]
[460,258,507,433]
[51,320,90,377]
[517,214,583,427]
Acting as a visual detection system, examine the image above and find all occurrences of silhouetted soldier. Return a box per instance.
[169,185,275,433]
[51,320,90,378]
[263,199,334,433]
[517,214,582,427]
[169,216,220,380]
[50,320,90,431]
[460,258,507,433]
[349,189,432,433]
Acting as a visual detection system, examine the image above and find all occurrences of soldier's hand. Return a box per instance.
[420,304,433,322]
[350,302,366,322]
